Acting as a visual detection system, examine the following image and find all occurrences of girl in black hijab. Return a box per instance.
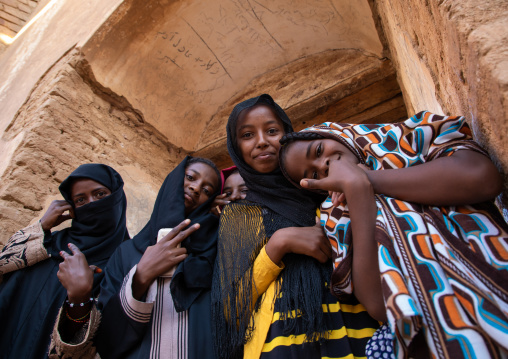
[0,163,128,359]
[51,156,221,359]
[212,94,379,359]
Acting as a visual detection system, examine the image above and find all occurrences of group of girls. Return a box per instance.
[0,93,506,359]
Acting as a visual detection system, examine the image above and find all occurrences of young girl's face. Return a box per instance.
[71,179,111,208]
[184,162,219,215]
[223,172,248,201]
[236,105,285,173]
[283,138,359,183]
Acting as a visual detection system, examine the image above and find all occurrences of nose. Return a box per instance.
[229,189,242,201]
[318,158,329,179]
[255,131,269,148]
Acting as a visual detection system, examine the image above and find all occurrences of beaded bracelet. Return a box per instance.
[65,307,91,323]
[65,297,95,308]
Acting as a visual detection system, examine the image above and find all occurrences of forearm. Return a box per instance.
[366,150,502,205]
[0,221,49,275]
[251,246,283,304]
[348,179,386,322]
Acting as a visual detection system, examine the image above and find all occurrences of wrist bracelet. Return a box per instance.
[65,297,95,308]
[65,307,92,323]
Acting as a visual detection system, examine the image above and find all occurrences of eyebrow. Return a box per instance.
[189,169,216,190]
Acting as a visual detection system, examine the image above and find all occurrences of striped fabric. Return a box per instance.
[260,292,379,358]
[304,112,508,358]
[121,266,189,359]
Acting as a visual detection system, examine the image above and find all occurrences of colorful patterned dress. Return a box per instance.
[300,111,508,358]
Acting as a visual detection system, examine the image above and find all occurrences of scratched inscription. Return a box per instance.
[154,30,230,78]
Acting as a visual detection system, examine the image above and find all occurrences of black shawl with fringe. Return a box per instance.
[212,94,330,359]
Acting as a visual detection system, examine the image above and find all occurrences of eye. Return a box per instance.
[203,187,211,196]
[316,143,322,157]
[74,197,85,206]
[97,190,107,198]
[241,132,253,139]
[267,128,280,135]
[186,174,194,181]
[225,191,232,196]
[312,172,318,180]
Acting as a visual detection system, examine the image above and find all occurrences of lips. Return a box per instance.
[254,151,275,161]
[184,192,196,204]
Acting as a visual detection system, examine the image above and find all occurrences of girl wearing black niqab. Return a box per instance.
[0,163,128,359]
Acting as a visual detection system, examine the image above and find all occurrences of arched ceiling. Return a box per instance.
[81,0,391,157]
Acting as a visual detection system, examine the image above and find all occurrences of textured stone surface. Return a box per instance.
[371,0,508,213]
[1,0,507,244]
[0,49,184,244]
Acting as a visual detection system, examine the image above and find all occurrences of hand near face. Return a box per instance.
[57,243,94,303]
[132,219,199,300]
[300,160,371,206]
[210,193,230,216]
[40,200,74,232]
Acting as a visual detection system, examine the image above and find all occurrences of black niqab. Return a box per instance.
[0,163,128,359]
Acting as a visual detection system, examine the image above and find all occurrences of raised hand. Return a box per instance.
[300,160,371,206]
[40,200,74,232]
[57,243,94,304]
[210,193,230,216]
[132,219,199,300]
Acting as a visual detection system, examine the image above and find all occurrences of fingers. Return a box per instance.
[171,223,200,245]
[159,219,191,243]
[59,250,71,259]
[89,265,102,274]
[67,243,83,256]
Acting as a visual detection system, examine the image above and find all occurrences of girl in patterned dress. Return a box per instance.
[279,111,508,359]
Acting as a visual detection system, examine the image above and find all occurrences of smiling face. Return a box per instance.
[223,172,248,201]
[183,162,219,215]
[70,179,112,208]
[235,105,285,173]
[283,138,360,183]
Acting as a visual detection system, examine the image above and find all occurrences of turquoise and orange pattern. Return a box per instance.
[302,112,508,358]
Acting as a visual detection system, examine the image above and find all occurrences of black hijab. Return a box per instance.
[131,156,220,311]
[213,95,329,359]
[0,163,128,359]
[226,94,323,227]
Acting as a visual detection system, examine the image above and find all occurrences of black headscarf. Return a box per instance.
[0,163,128,359]
[131,156,220,311]
[226,94,323,226]
[213,95,329,359]
[95,156,220,359]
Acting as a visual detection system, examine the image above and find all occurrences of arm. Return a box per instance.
[0,221,49,276]
[366,150,502,205]
[1,199,74,276]
[265,223,332,266]
[301,159,387,322]
[131,219,197,300]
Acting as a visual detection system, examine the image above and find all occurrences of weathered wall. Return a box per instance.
[371,0,508,213]
[81,0,385,152]
[0,48,184,243]
[195,49,407,168]
[1,0,506,243]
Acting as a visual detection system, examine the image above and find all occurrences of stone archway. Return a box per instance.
[0,0,506,243]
